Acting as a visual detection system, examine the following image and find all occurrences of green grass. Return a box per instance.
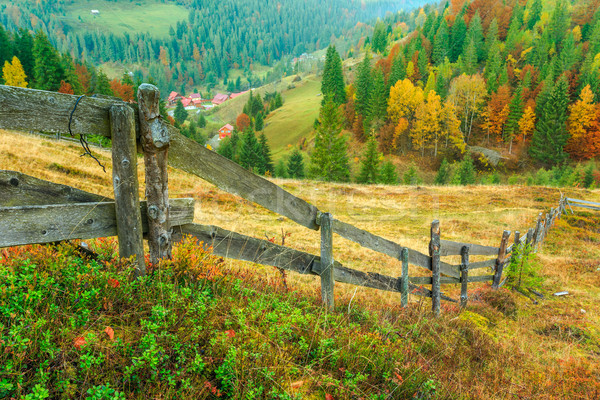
[58,0,189,37]
[262,76,321,160]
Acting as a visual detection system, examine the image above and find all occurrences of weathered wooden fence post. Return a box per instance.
[533,213,543,250]
[460,245,470,310]
[492,230,511,289]
[138,84,172,265]
[400,247,409,308]
[526,227,534,246]
[430,220,441,317]
[109,104,145,276]
[320,212,334,311]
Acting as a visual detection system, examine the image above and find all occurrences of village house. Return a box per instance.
[212,93,230,106]
[167,91,183,106]
[218,124,234,139]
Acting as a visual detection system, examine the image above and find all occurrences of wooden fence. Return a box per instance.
[0,84,566,315]
[566,197,600,212]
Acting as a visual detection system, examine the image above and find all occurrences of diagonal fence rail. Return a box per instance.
[0,84,568,315]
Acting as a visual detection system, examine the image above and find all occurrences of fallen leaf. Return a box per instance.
[107,278,120,288]
[325,394,334,400]
[104,326,115,340]
[225,329,235,338]
[290,380,304,389]
[73,336,86,351]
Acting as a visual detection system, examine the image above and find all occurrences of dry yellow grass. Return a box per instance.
[2,129,600,397]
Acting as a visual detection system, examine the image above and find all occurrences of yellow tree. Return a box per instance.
[566,85,599,159]
[388,78,424,152]
[2,56,28,87]
[518,106,536,142]
[441,101,466,153]
[412,90,442,156]
[447,74,487,143]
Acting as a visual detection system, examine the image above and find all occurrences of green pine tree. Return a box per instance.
[450,15,467,62]
[287,148,305,179]
[403,164,421,185]
[367,68,387,125]
[14,29,35,86]
[372,21,388,53]
[388,54,406,89]
[61,53,84,95]
[309,100,350,182]
[433,19,449,66]
[529,75,570,166]
[462,38,478,75]
[354,53,372,118]
[33,30,65,91]
[379,161,398,184]
[95,70,113,96]
[356,135,381,184]
[255,113,264,131]
[465,11,484,62]
[239,129,264,173]
[452,156,477,185]
[258,133,274,175]
[505,86,524,153]
[0,25,12,82]
[434,158,451,185]
[174,100,189,125]
[528,0,542,29]
[198,114,207,128]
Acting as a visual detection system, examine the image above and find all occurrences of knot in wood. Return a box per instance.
[159,233,169,246]
[148,205,160,220]
[9,177,19,187]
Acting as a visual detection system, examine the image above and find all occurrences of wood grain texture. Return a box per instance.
[430,220,441,316]
[400,247,409,308]
[0,85,122,137]
[110,104,145,276]
[138,84,172,264]
[319,212,335,310]
[332,218,460,278]
[467,259,496,270]
[440,239,499,256]
[460,245,469,309]
[0,170,105,206]
[0,198,194,248]
[168,128,320,230]
[492,230,511,289]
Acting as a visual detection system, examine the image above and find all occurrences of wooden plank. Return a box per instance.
[567,203,600,211]
[0,85,120,137]
[0,170,105,206]
[331,218,460,278]
[440,239,499,256]
[566,198,600,207]
[0,198,194,248]
[400,247,409,308]
[319,212,335,310]
[138,84,172,264]
[492,230,511,289]
[168,128,320,230]
[467,259,496,270]
[460,245,469,309]
[110,104,145,276]
[468,275,494,283]
[174,223,315,275]
[410,276,460,284]
[430,220,441,317]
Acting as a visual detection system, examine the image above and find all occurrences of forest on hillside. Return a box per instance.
[321,0,600,182]
[0,0,429,96]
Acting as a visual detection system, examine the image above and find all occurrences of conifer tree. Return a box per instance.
[379,161,398,184]
[433,20,449,66]
[372,21,388,53]
[528,0,542,29]
[462,39,478,75]
[505,86,524,153]
[174,100,189,125]
[309,100,350,182]
[287,148,305,179]
[464,11,484,62]
[0,25,11,79]
[434,158,451,185]
[357,135,382,184]
[388,54,406,89]
[354,53,372,118]
[275,159,288,178]
[255,113,264,131]
[33,30,65,91]
[452,156,476,185]
[61,53,84,95]
[95,70,114,96]
[239,129,264,173]
[198,114,207,128]
[529,75,570,165]
[450,15,467,62]
[258,133,274,174]
[367,68,387,126]
[14,29,34,86]
[319,46,346,105]
[2,56,28,88]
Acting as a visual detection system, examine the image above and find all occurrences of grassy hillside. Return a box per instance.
[1,130,600,398]
[59,0,189,37]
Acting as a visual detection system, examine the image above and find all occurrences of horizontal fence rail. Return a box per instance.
[566,197,600,212]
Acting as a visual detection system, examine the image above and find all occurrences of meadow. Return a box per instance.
[59,0,189,37]
[1,130,599,398]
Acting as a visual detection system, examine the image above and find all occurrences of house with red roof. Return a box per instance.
[218,124,234,139]
[229,90,249,100]
[167,91,182,106]
[212,93,230,105]
[190,93,202,100]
